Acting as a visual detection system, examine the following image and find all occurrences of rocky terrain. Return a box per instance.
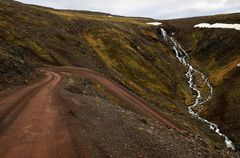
[0,0,239,157]
[161,14,240,149]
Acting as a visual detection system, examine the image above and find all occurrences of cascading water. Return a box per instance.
[160,28,235,150]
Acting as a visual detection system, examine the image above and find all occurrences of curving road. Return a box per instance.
[0,67,180,158]
[0,71,78,158]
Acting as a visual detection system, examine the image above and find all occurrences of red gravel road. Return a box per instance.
[0,71,78,158]
[0,67,180,158]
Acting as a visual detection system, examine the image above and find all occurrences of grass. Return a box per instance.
[210,57,240,85]
[26,41,54,63]
[191,32,199,51]
[85,34,117,68]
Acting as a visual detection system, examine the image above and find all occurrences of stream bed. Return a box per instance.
[160,28,235,150]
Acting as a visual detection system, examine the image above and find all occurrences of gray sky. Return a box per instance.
[16,0,240,19]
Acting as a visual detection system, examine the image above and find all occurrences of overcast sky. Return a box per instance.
[16,0,240,19]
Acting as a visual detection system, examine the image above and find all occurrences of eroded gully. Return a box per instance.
[160,28,235,150]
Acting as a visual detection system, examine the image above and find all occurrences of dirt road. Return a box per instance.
[0,67,180,158]
[0,71,77,158]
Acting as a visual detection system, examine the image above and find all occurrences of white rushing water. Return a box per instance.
[160,28,235,150]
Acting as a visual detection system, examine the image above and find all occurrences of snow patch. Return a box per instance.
[108,15,113,18]
[194,23,240,31]
[147,22,162,26]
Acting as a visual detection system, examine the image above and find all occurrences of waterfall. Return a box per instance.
[160,28,235,150]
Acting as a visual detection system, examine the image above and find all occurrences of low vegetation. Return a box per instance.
[0,0,240,151]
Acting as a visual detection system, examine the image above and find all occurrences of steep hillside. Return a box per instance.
[161,13,240,149]
[0,0,193,117]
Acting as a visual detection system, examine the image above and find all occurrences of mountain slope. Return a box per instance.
[0,0,239,156]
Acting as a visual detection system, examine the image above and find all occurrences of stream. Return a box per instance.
[160,28,235,150]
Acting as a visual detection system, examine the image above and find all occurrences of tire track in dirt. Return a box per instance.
[0,71,78,158]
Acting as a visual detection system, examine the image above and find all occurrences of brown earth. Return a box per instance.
[50,66,181,130]
[0,67,238,158]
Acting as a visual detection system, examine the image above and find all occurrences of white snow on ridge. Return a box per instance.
[147,22,162,26]
[194,23,240,31]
